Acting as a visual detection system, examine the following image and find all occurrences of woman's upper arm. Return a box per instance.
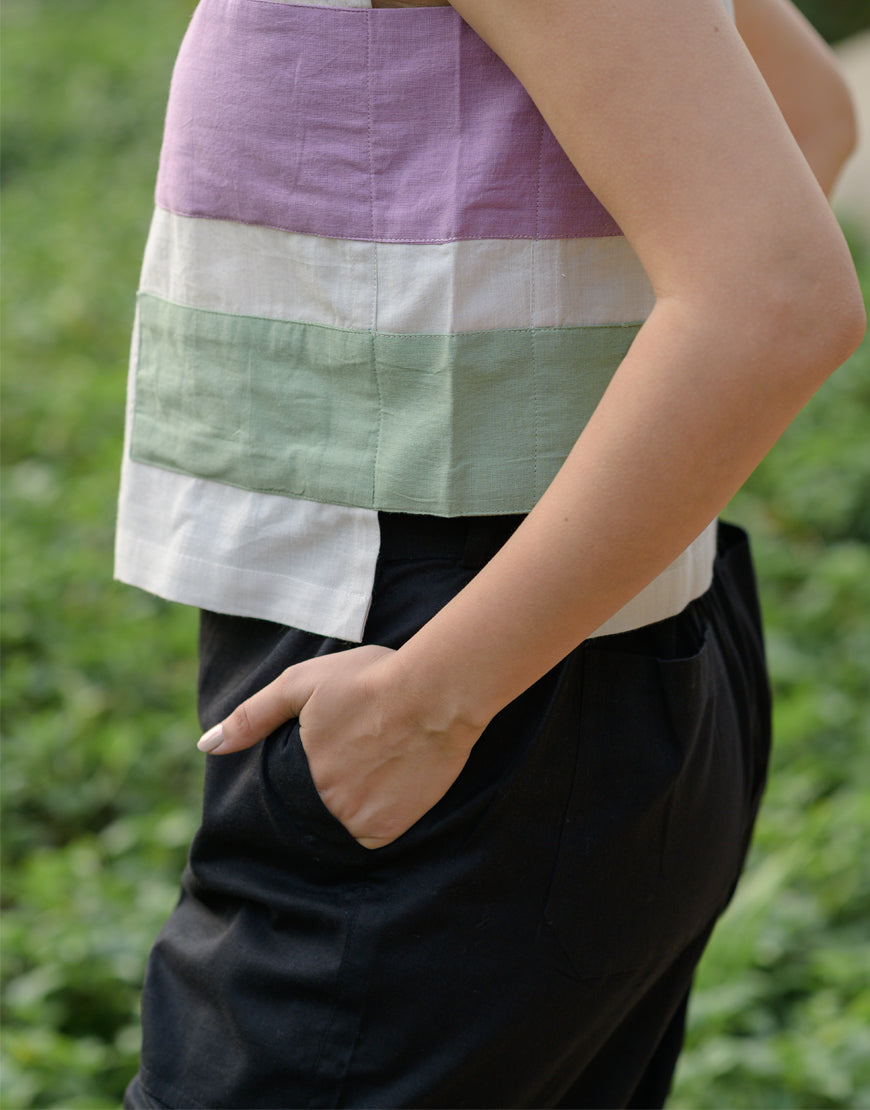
[733,0,856,193]
[447,0,861,346]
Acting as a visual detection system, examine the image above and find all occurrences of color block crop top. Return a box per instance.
[115,0,719,640]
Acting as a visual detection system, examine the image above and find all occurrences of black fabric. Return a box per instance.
[126,519,770,1109]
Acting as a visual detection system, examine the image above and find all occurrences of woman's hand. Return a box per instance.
[197,645,482,849]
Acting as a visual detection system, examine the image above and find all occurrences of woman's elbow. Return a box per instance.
[819,275,866,373]
[773,240,866,381]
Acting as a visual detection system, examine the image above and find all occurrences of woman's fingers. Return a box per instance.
[196,663,316,755]
[195,644,396,756]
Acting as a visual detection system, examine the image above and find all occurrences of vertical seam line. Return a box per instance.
[366,14,384,509]
[532,118,544,499]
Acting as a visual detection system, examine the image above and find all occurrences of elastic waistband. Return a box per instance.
[377,512,524,568]
[378,512,722,640]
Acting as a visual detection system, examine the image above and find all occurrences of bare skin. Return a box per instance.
[734,0,856,194]
[198,0,865,849]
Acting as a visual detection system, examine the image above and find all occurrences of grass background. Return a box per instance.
[2,1,869,1106]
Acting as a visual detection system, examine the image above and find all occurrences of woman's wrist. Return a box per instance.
[388,631,500,755]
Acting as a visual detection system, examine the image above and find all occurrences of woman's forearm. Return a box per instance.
[734,0,857,196]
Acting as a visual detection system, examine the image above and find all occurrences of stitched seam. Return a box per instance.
[137,291,643,338]
[309,878,371,1104]
[531,119,545,499]
[365,16,385,509]
[155,205,622,244]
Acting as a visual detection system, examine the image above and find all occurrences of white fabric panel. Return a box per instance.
[140,207,655,333]
[589,518,718,637]
[117,445,716,642]
[116,456,381,640]
[117,456,716,646]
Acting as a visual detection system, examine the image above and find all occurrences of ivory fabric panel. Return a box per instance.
[140,209,654,334]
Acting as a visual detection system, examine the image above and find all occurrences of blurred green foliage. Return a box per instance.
[2,2,201,1105]
[795,0,870,43]
[2,0,869,1107]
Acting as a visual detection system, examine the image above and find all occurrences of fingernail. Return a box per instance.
[197,724,225,753]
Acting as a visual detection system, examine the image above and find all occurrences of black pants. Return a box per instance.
[125,519,770,1109]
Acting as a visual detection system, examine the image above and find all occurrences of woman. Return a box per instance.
[117,0,864,1104]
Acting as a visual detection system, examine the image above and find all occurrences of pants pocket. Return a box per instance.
[544,613,753,981]
[258,721,378,868]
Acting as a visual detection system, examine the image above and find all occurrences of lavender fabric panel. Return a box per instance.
[155,0,621,243]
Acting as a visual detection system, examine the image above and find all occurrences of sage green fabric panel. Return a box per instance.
[132,295,380,507]
[131,294,640,514]
[370,327,638,512]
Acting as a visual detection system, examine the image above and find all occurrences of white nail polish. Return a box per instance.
[197,724,225,753]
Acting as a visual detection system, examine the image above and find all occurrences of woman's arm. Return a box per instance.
[200,0,865,848]
[388,0,864,714]
[734,0,857,196]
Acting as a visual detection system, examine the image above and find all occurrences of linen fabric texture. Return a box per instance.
[114,0,717,640]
